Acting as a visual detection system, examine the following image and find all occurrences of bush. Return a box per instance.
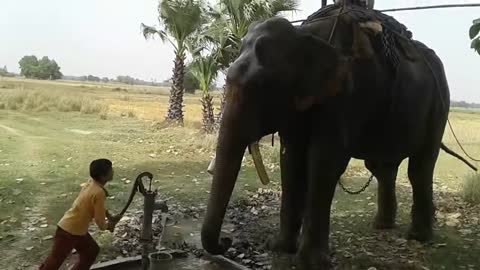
[462,173,480,204]
[112,87,128,92]
[80,98,105,114]
[99,110,108,120]
[0,89,108,115]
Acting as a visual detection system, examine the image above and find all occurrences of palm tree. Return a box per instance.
[141,0,206,125]
[209,0,298,126]
[190,54,220,133]
[470,18,480,55]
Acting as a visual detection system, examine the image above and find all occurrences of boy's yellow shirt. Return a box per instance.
[58,179,109,235]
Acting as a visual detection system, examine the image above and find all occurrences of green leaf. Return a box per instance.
[470,38,480,55]
[469,21,480,40]
[471,38,480,49]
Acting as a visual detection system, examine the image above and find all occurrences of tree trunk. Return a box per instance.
[166,52,186,125]
[215,85,227,129]
[202,92,215,133]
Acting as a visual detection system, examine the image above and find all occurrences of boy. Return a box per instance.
[39,158,121,270]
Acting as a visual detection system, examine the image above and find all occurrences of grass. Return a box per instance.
[0,87,106,114]
[0,77,479,269]
[462,173,480,204]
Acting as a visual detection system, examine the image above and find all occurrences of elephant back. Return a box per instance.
[303,4,412,40]
[302,4,424,70]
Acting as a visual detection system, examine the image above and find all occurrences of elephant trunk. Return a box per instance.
[201,112,247,255]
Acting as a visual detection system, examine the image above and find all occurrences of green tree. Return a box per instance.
[18,55,62,79]
[0,66,14,77]
[37,57,53,79]
[190,54,220,133]
[19,55,39,78]
[208,0,298,126]
[141,0,206,125]
[184,63,201,93]
[470,18,480,54]
[48,60,62,79]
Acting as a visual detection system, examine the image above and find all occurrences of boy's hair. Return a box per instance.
[90,159,112,181]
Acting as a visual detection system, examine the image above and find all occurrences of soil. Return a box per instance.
[104,186,480,270]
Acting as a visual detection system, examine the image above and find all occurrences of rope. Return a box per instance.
[292,4,480,164]
[328,4,345,44]
[414,44,480,163]
[290,10,354,24]
[290,3,480,24]
[380,3,480,13]
[447,119,480,162]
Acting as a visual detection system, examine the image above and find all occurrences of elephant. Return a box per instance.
[201,5,476,270]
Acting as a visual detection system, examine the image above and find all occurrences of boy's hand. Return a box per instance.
[107,221,116,233]
[110,214,122,223]
[106,211,122,223]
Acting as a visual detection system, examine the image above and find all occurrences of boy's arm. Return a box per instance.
[93,192,109,231]
[106,210,113,220]
[106,210,122,223]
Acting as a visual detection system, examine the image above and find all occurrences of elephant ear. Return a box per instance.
[294,33,352,111]
[254,35,271,66]
[254,35,282,67]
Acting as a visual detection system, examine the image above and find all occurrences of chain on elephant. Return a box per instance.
[338,174,375,195]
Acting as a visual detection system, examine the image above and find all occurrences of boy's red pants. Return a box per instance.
[39,226,99,270]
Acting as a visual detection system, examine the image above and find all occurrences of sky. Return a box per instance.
[1,0,480,102]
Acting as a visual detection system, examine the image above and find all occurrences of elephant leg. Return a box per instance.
[406,149,439,242]
[365,160,400,229]
[298,145,349,269]
[268,136,308,253]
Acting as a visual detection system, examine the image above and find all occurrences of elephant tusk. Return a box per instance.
[207,157,216,175]
[249,142,270,185]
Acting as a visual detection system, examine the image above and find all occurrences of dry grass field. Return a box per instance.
[0,77,479,269]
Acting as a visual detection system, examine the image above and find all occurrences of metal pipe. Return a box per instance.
[141,191,156,270]
[141,192,156,241]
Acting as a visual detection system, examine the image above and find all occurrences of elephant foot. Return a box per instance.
[373,215,396,230]
[267,234,297,254]
[407,225,433,242]
[298,249,332,270]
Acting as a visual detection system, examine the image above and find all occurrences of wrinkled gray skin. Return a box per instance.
[201,15,450,270]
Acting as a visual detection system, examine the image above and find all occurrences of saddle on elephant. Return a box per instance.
[304,3,422,71]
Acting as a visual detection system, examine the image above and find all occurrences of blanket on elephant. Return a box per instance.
[302,4,420,71]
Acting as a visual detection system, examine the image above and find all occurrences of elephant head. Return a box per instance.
[201,17,352,254]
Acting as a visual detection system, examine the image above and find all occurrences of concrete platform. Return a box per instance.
[91,254,250,270]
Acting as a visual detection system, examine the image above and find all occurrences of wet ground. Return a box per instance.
[97,183,480,270]
[92,255,243,270]
[105,188,294,270]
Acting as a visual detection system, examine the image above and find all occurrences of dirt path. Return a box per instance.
[0,124,23,136]
[0,113,59,269]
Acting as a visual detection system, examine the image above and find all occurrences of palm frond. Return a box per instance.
[191,54,220,93]
[205,0,298,68]
[158,0,207,45]
[141,24,161,39]
[141,23,175,50]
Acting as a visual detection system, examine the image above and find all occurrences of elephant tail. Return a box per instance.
[440,143,478,171]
